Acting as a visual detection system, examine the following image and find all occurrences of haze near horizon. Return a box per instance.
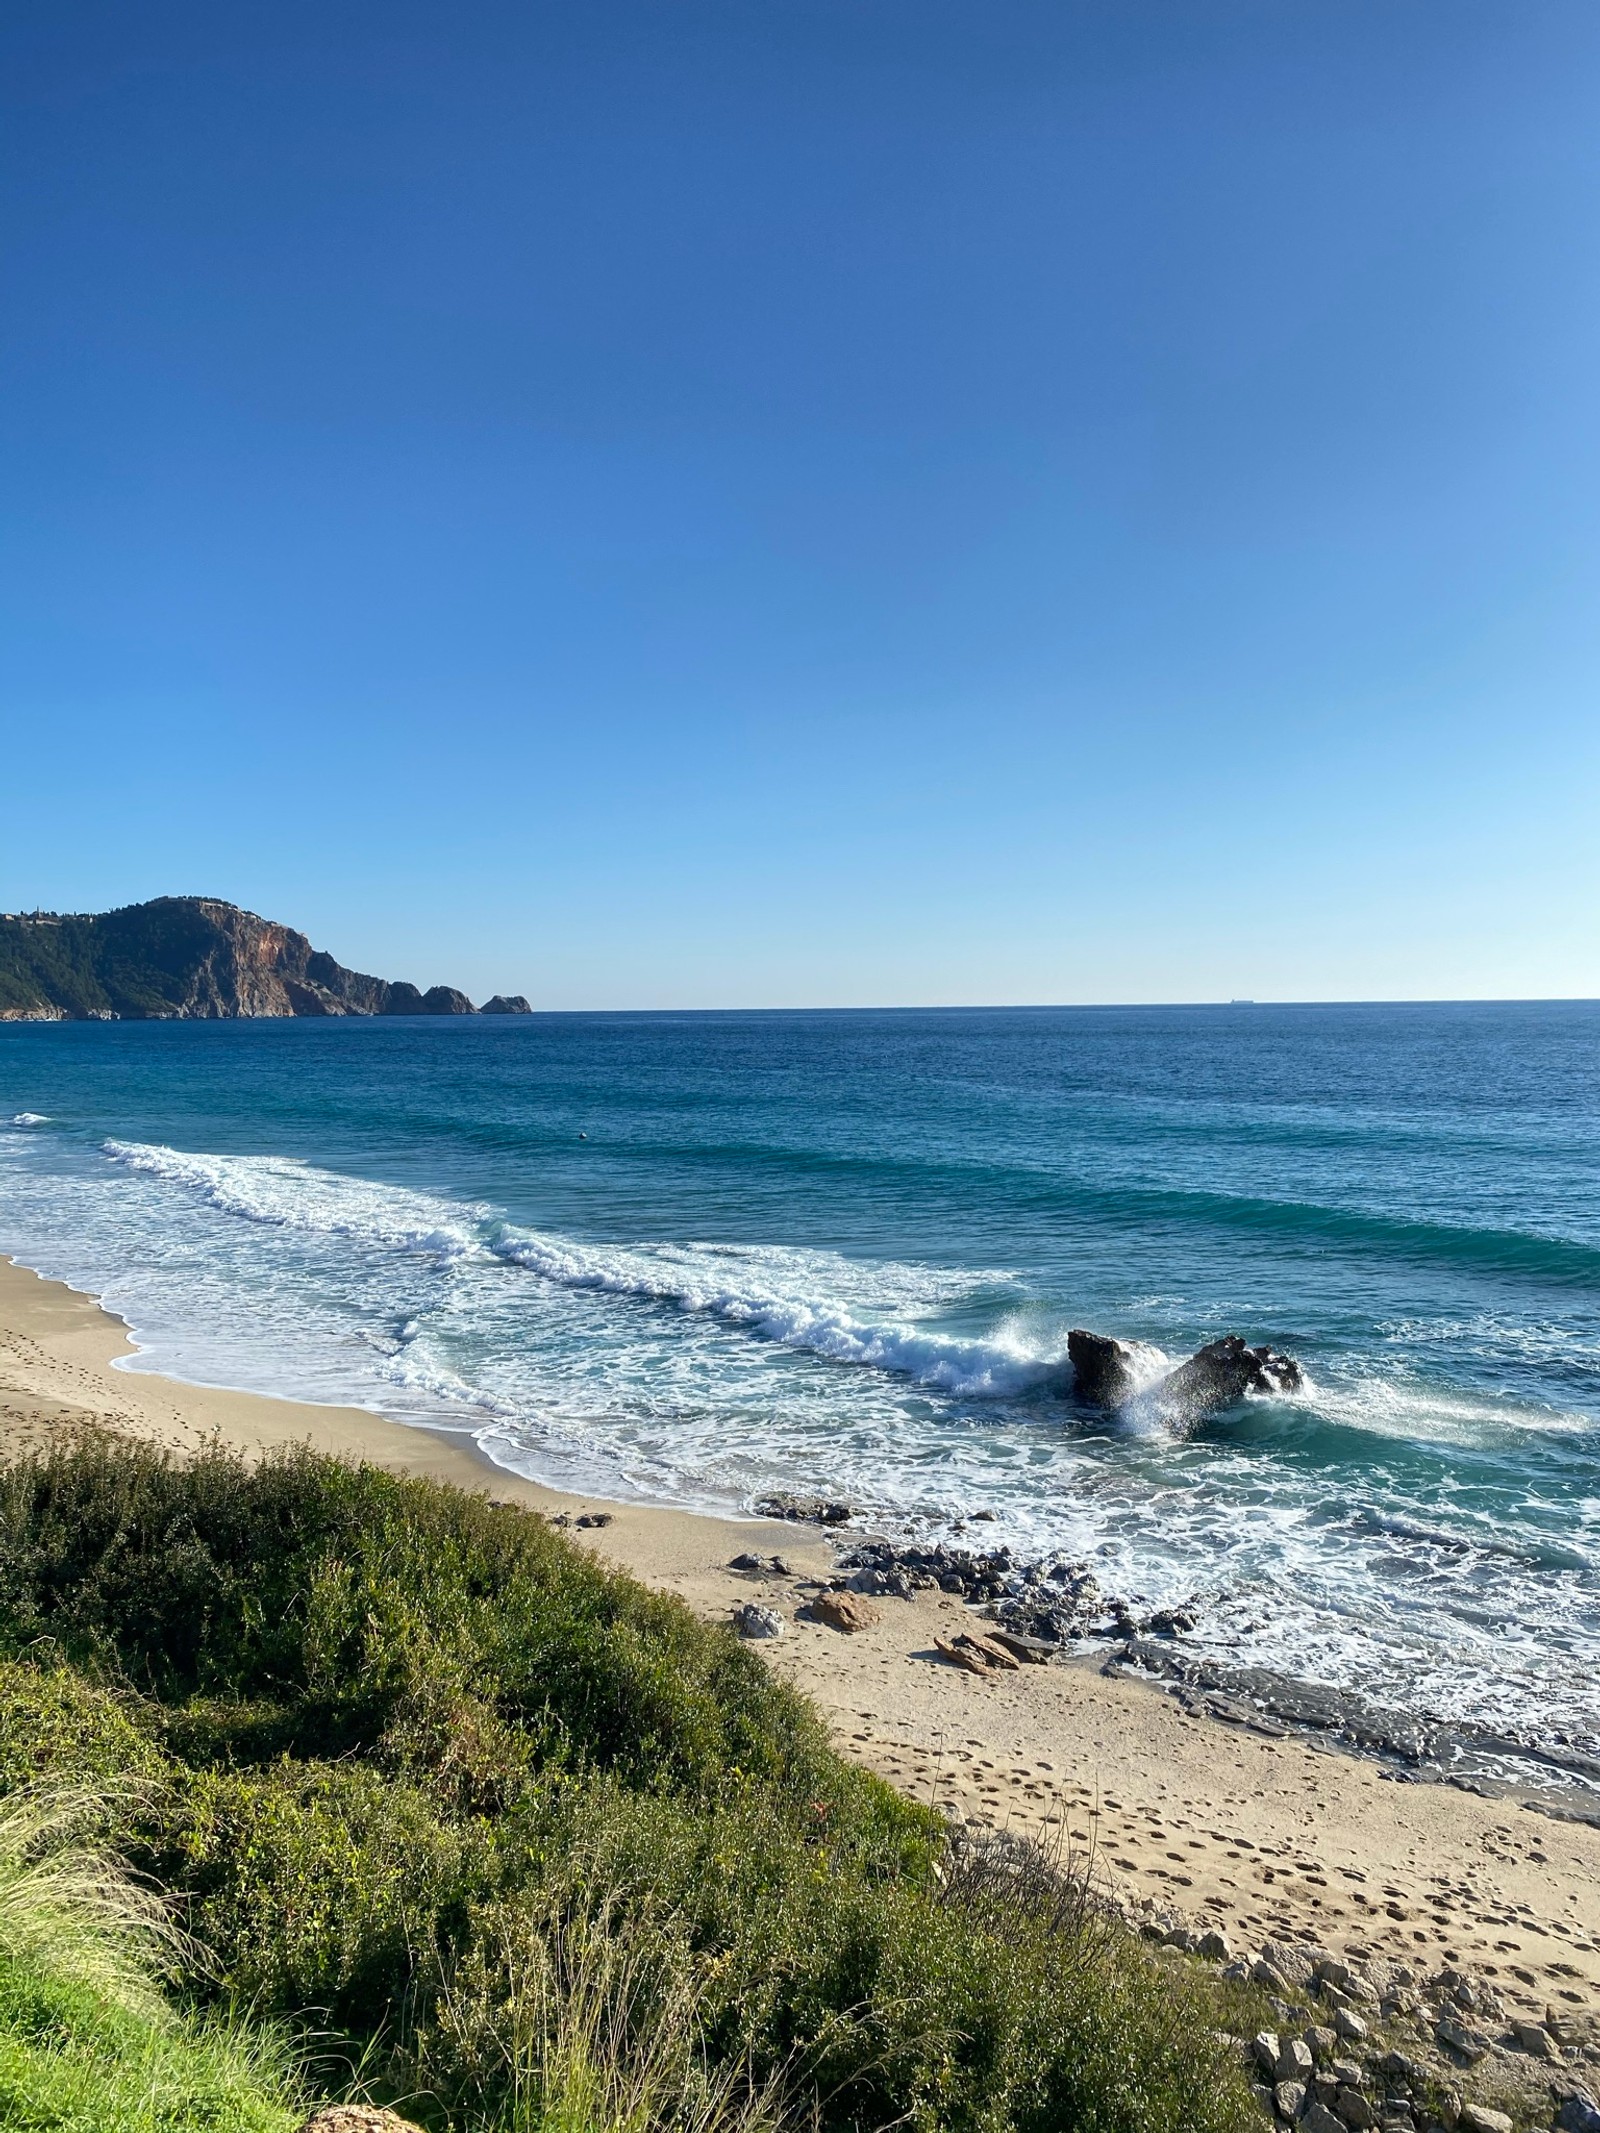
[3,1,1598,1009]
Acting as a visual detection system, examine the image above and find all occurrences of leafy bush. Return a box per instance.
[0,1436,1258,2133]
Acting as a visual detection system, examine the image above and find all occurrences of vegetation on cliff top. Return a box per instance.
[0,1436,1258,2133]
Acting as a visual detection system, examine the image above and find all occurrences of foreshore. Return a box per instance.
[2,1251,1597,2041]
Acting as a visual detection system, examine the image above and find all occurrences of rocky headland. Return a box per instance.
[0,897,533,1021]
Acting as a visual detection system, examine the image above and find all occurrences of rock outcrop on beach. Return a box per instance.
[1068,1328,1302,1423]
[0,898,522,1021]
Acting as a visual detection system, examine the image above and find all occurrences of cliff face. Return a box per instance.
[0,898,514,1021]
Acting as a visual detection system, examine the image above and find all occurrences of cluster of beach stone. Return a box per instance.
[1113,1913,1599,2133]
[833,1535,1196,1645]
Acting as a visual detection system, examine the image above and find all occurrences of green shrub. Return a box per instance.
[0,1437,1258,2133]
[0,1658,167,1789]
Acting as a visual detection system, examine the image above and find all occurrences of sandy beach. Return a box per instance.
[2,1250,1597,2058]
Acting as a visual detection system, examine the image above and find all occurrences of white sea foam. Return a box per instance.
[103,1141,488,1263]
[8,1113,48,1127]
[101,1140,1047,1397]
[489,1227,1052,1395]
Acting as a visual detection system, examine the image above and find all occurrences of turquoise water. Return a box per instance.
[2,1003,1597,1770]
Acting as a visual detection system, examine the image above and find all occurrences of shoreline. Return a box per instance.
[2,1251,1598,2040]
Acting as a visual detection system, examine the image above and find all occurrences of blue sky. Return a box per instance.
[3,0,1597,1007]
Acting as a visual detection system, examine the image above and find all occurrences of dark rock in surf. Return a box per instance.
[1067,1329,1139,1409]
[756,1492,854,1526]
[1153,1335,1302,1426]
[1067,1327,1302,1425]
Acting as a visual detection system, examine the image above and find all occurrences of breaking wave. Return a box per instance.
[101,1139,1052,1398]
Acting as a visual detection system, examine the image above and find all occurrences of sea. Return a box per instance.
[1,1003,1597,1786]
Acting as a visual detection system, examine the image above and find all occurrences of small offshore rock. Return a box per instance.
[733,1603,785,1639]
[1067,1329,1140,1407]
[810,1591,878,1633]
[1154,1334,1305,1426]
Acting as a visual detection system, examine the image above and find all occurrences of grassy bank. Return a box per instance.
[0,1436,1258,2133]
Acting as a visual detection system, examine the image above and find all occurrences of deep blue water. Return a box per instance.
[2,1003,1597,1768]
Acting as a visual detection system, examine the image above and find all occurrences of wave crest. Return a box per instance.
[101,1139,1047,1398]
